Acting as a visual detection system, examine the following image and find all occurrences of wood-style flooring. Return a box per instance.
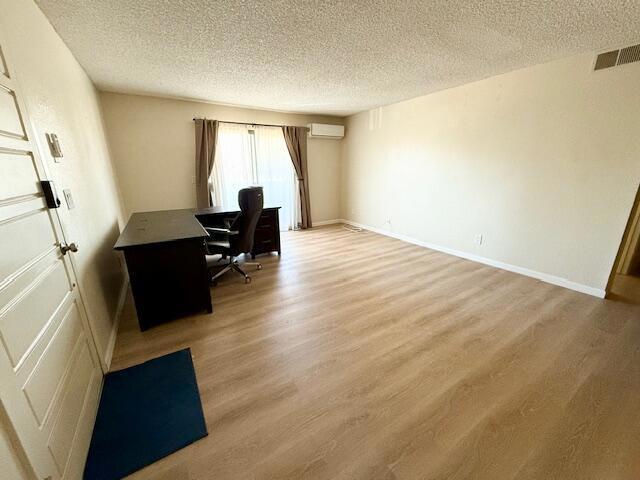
[111,224,640,480]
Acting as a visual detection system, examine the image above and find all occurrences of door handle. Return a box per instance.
[60,242,78,255]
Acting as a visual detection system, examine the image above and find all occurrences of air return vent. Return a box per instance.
[617,44,640,65]
[594,43,640,71]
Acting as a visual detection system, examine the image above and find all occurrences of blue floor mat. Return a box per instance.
[84,348,207,479]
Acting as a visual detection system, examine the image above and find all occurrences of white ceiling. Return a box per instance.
[36,0,640,116]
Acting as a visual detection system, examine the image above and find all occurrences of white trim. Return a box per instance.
[342,219,606,298]
[312,219,343,227]
[103,277,128,370]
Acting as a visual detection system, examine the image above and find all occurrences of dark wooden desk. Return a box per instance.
[114,206,282,331]
[114,209,212,331]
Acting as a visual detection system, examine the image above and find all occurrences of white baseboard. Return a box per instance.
[342,219,606,298]
[312,219,343,226]
[103,277,129,370]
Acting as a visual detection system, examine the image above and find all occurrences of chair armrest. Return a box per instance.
[205,226,239,235]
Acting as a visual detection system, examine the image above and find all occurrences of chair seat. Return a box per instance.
[206,239,231,253]
[205,254,223,268]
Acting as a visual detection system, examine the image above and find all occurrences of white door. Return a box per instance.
[0,35,103,480]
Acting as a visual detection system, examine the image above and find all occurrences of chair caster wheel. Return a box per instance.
[245,276,251,284]
[257,264,262,270]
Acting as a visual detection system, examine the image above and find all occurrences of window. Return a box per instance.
[210,123,300,231]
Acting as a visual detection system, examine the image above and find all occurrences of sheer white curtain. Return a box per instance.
[210,123,253,208]
[210,123,301,231]
[253,126,301,232]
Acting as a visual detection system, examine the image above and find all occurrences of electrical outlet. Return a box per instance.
[475,234,483,245]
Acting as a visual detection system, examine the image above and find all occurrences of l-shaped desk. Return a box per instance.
[114,206,281,330]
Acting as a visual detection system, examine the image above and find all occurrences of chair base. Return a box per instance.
[210,257,262,285]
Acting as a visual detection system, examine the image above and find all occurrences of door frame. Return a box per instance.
[605,182,640,296]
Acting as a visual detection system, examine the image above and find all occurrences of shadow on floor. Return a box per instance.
[608,273,640,305]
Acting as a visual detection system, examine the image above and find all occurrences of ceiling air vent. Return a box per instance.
[594,43,640,71]
[617,44,640,65]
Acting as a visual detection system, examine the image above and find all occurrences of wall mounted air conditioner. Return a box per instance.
[307,123,345,139]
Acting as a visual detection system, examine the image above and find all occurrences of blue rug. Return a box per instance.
[84,348,207,480]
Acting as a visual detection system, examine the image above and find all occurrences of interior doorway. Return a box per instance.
[606,183,640,304]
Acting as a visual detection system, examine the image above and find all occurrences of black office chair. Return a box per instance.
[205,186,264,284]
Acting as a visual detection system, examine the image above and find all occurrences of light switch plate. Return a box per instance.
[63,188,75,210]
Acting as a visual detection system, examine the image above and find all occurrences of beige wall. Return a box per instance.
[0,0,127,366]
[341,52,640,293]
[100,92,343,223]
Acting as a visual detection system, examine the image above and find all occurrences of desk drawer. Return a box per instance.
[255,222,275,231]
[253,229,277,250]
[252,208,280,257]
[254,237,277,250]
[258,210,277,222]
[253,228,278,241]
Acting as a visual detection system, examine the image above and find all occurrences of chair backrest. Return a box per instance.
[229,186,264,254]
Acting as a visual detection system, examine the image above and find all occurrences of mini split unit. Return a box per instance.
[307,123,345,139]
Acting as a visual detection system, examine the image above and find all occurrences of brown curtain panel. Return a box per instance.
[282,126,312,229]
[194,119,219,208]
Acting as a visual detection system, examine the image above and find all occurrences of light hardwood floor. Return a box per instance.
[111,224,640,480]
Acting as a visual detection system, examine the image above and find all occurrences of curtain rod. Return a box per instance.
[192,118,308,130]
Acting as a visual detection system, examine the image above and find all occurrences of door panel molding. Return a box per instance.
[47,339,98,475]
[0,84,27,140]
[0,260,71,367]
[0,150,40,199]
[22,302,83,426]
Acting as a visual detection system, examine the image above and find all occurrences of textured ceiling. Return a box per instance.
[36,0,640,116]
